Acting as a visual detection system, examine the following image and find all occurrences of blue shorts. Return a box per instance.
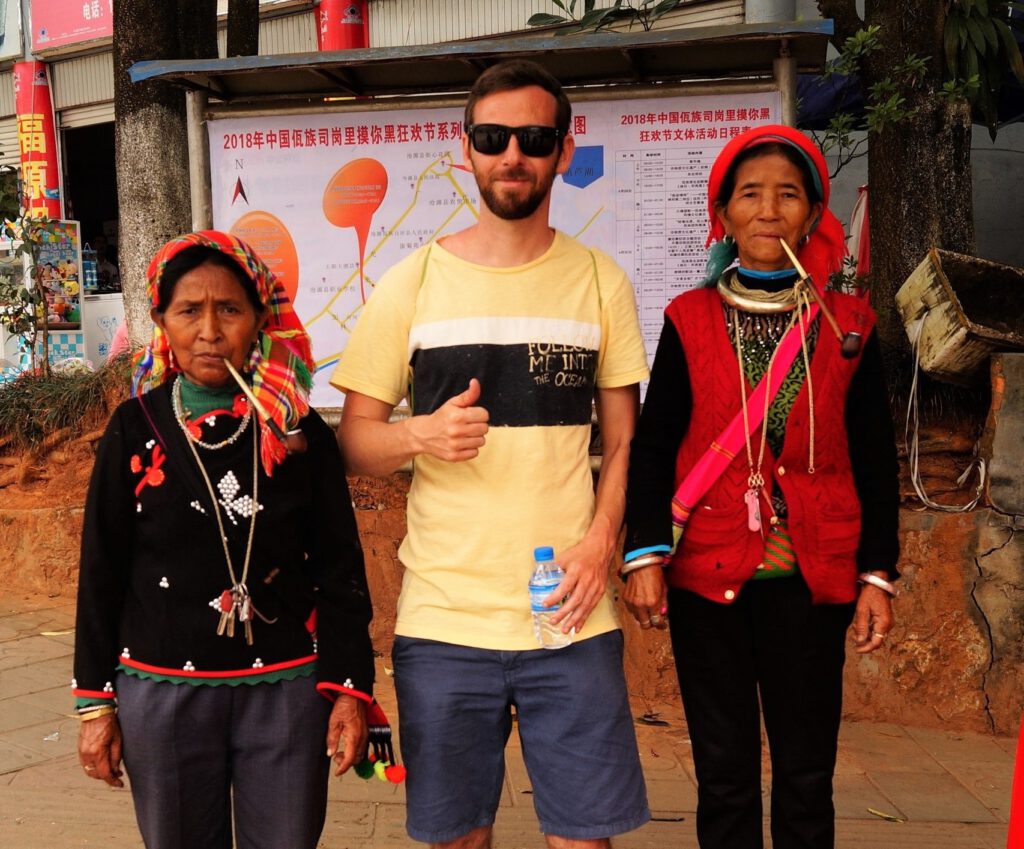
[392,630,650,843]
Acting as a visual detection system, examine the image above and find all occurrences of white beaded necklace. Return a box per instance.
[177,387,262,646]
[172,375,252,450]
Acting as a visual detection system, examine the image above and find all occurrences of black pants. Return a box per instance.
[668,578,855,849]
[117,672,332,849]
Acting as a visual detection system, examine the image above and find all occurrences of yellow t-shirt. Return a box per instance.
[331,231,649,650]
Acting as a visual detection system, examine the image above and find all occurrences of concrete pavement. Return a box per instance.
[0,591,1014,848]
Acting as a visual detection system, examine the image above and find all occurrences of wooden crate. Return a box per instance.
[895,249,1024,384]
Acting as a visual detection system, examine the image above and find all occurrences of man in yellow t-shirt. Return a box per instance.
[332,59,650,849]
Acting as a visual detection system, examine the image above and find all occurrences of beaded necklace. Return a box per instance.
[172,375,252,451]
[727,271,819,533]
[173,375,263,645]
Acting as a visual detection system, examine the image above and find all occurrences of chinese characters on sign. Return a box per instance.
[209,92,781,404]
[220,121,467,151]
[611,101,779,354]
[31,0,112,52]
[13,62,62,220]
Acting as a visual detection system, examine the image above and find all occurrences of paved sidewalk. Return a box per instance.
[0,592,1015,848]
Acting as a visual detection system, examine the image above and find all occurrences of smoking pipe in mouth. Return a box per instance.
[778,239,862,359]
[222,359,308,455]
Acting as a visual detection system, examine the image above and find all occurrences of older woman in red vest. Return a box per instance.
[623,125,900,849]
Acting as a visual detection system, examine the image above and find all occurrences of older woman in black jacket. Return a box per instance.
[73,231,382,849]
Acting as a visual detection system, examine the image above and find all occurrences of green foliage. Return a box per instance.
[814,4,1022,172]
[816,45,932,175]
[814,113,868,178]
[827,256,863,293]
[0,215,71,377]
[822,25,882,79]
[528,0,685,34]
[0,358,131,450]
[0,168,19,226]
[944,1,1024,138]
[0,263,35,339]
[938,73,981,101]
[0,167,27,339]
[866,91,911,133]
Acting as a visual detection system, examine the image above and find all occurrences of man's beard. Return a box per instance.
[477,167,554,220]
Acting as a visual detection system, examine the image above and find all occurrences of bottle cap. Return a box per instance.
[533,546,554,561]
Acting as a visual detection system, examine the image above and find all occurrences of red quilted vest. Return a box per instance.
[664,287,876,605]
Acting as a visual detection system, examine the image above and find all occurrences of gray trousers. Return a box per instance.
[116,672,331,849]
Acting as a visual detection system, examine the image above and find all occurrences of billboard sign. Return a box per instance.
[31,0,112,52]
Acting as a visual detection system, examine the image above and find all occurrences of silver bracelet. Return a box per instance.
[620,554,668,577]
[858,573,898,597]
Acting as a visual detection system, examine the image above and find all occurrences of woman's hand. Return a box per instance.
[78,713,124,788]
[623,565,669,630]
[852,574,895,654]
[326,695,368,776]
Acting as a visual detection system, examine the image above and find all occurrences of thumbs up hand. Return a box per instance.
[410,378,490,462]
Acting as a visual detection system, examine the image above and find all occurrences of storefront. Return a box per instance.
[0,1,319,374]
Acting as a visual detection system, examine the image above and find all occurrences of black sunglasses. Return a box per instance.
[466,124,563,157]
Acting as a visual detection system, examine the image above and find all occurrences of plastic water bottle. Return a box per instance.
[529,546,573,649]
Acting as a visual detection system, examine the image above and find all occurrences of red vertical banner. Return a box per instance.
[13,62,62,220]
[317,0,368,51]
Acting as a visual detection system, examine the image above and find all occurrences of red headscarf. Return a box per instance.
[133,230,315,474]
[705,125,846,290]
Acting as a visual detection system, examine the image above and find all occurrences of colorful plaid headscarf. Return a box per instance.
[132,230,315,475]
[704,124,847,290]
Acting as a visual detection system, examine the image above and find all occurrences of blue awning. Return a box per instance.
[130,20,833,103]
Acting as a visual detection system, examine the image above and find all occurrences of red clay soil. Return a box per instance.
[2,419,1017,734]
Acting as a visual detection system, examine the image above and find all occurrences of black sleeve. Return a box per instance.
[845,330,901,579]
[624,317,692,557]
[74,405,136,698]
[301,412,375,696]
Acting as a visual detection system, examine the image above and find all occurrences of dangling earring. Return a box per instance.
[247,336,262,373]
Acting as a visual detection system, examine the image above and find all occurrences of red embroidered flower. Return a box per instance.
[130,455,143,473]
[232,395,249,418]
[134,445,167,497]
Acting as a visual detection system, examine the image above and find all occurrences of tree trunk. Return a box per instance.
[863,0,975,373]
[113,1,217,348]
[227,0,260,57]
[868,99,975,365]
[819,0,976,374]
[181,0,219,61]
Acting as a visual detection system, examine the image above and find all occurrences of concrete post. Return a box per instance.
[186,90,214,230]
[746,0,797,22]
[774,40,798,127]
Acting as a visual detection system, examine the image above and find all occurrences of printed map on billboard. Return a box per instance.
[209,92,781,406]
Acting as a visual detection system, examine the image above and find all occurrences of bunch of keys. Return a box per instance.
[210,585,255,645]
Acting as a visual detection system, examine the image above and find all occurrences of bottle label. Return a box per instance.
[529,577,563,613]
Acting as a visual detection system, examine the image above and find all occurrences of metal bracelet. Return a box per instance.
[858,572,898,597]
[620,554,669,577]
[78,706,117,722]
